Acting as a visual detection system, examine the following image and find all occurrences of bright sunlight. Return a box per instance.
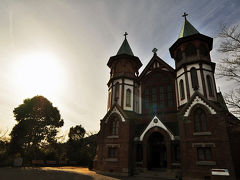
[11,51,66,99]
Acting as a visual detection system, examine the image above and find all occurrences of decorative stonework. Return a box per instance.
[184,95,216,117]
[105,107,125,123]
[139,116,175,141]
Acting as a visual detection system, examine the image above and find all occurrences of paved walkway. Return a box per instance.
[0,167,173,180]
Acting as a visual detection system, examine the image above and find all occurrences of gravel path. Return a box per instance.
[0,167,171,180]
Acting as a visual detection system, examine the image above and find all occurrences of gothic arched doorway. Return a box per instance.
[147,132,167,169]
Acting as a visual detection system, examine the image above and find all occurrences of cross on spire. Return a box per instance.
[182,12,188,20]
[124,32,128,39]
[152,48,158,55]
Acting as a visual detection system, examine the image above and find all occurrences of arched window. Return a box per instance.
[114,82,119,100]
[159,86,164,108]
[190,68,199,90]
[143,89,149,111]
[206,75,214,97]
[199,44,208,56]
[185,43,197,57]
[167,85,173,107]
[126,89,131,107]
[176,49,182,62]
[135,89,139,113]
[179,79,185,100]
[194,108,207,132]
[110,118,119,135]
[152,87,157,113]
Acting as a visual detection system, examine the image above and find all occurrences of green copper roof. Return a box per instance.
[117,38,134,56]
[178,18,199,38]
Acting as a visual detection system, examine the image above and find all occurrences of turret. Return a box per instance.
[169,13,217,107]
[107,33,142,112]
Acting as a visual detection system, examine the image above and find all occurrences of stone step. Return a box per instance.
[135,169,180,180]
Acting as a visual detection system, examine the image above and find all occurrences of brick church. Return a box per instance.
[93,15,240,180]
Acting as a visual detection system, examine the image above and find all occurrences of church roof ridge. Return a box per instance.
[117,32,134,56]
[178,16,199,39]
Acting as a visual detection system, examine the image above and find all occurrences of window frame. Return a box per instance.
[108,147,117,158]
[179,79,185,100]
[190,68,199,90]
[167,85,173,107]
[114,82,120,100]
[197,147,212,161]
[126,88,131,107]
[206,75,214,97]
[194,108,207,132]
[110,118,119,136]
[143,88,150,112]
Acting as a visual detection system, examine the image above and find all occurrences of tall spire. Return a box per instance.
[178,13,199,38]
[117,32,134,56]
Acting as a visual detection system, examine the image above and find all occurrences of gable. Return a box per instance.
[139,55,174,80]
[139,116,175,141]
[182,94,217,117]
[104,106,126,123]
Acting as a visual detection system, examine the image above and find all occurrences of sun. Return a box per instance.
[12,51,66,99]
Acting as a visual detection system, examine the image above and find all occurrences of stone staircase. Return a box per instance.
[135,168,181,180]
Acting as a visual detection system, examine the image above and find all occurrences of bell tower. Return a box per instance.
[169,13,217,107]
[107,33,142,112]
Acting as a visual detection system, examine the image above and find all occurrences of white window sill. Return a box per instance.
[193,132,212,136]
[196,161,216,166]
[107,135,119,139]
[171,162,181,166]
[105,158,118,162]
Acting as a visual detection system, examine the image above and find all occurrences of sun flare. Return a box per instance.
[11,51,66,99]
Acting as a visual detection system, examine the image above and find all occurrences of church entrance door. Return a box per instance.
[148,132,167,169]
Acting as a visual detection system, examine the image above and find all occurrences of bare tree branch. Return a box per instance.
[224,89,240,118]
[0,129,8,140]
[217,24,240,117]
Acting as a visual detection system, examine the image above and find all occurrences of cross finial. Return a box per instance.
[152,48,158,55]
[124,32,128,39]
[182,12,188,20]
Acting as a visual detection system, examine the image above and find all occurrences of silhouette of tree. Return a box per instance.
[9,96,63,159]
[68,125,86,141]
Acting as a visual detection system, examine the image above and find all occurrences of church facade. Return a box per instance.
[93,16,240,180]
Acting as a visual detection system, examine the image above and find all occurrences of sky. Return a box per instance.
[0,0,240,137]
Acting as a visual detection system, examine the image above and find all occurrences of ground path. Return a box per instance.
[0,166,173,180]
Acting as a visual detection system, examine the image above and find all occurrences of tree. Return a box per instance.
[66,125,85,161]
[66,126,97,166]
[68,125,86,141]
[9,96,64,158]
[217,24,240,117]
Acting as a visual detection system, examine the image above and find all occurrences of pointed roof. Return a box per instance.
[139,54,174,80]
[178,18,199,38]
[117,37,134,56]
[169,15,213,58]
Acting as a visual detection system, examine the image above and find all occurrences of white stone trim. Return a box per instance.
[139,116,175,141]
[105,107,125,123]
[184,95,216,117]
